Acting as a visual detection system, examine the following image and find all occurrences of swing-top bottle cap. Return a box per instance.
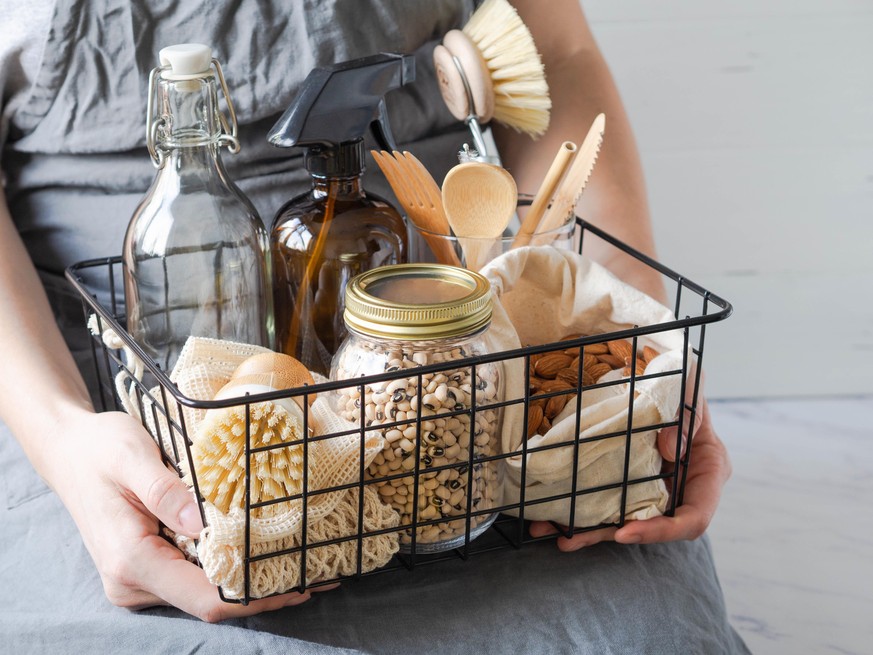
[159,43,213,79]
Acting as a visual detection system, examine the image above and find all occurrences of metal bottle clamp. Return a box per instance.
[146,58,240,167]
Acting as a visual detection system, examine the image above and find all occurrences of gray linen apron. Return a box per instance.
[0,2,749,652]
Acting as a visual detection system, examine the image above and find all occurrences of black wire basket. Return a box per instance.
[65,218,732,604]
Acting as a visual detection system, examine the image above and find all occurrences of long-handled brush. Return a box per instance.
[433,0,551,161]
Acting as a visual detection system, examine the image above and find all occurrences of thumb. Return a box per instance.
[125,454,204,538]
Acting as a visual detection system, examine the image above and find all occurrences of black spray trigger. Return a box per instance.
[370,98,398,152]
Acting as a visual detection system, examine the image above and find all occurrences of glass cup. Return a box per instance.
[407,198,576,270]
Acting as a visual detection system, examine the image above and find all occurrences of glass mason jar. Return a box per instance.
[331,264,503,553]
[123,44,271,374]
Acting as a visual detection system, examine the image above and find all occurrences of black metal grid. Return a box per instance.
[65,218,732,604]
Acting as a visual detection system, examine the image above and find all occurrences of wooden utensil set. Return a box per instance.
[371,113,606,271]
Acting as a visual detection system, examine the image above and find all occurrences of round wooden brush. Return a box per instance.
[434,0,551,146]
[189,352,316,514]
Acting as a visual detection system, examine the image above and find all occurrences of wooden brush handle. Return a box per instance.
[511,141,577,249]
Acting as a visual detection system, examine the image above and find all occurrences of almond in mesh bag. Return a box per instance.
[106,336,399,599]
[479,247,688,527]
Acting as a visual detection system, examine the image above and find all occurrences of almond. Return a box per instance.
[581,353,599,370]
[607,339,633,361]
[597,353,626,369]
[530,397,547,412]
[545,393,569,419]
[534,353,573,379]
[559,333,584,342]
[587,362,612,381]
[529,376,548,391]
[621,358,646,378]
[582,370,596,387]
[642,345,660,364]
[527,404,544,438]
[556,368,579,386]
[538,379,572,395]
[585,342,610,355]
[539,415,552,434]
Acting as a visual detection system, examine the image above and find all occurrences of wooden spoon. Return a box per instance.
[442,162,517,270]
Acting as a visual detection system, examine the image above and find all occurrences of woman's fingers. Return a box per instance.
[114,425,204,538]
[130,535,314,622]
[529,520,617,551]
[619,413,731,544]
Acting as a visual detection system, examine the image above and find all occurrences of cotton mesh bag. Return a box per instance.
[98,334,400,598]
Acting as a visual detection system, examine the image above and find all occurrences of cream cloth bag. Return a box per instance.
[480,247,686,527]
[94,334,400,599]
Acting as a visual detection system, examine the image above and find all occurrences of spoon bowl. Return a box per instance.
[442,162,517,270]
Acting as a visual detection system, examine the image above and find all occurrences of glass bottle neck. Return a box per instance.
[155,75,222,152]
[310,174,364,199]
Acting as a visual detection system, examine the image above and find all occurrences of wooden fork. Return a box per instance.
[371,150,462,267]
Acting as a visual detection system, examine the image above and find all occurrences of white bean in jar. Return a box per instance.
[331,264,503,552]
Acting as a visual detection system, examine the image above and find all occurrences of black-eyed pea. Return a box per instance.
[421,526,441,541]
[443,443,461,459]
[385,428,402,444]
[398,437,415,453]
[449,488,464,506]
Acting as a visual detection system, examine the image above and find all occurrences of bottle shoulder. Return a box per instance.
[271,190,404,230]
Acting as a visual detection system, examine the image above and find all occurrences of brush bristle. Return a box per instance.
[463,0,551,136]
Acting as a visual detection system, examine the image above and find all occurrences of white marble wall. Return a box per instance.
[708,399,873,654]
[584,0,873,400]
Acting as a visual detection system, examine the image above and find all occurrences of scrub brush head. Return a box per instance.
[462,0,551,136]
[188,352,315,515]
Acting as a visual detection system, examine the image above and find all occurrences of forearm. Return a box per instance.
[0,186,93,480]
[497,0,665,302]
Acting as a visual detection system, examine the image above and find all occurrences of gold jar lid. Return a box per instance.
[343,264,492,340]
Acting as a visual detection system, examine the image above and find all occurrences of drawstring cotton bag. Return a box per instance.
[480,247,687,527]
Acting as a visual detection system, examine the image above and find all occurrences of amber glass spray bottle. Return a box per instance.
[267,53,415,375]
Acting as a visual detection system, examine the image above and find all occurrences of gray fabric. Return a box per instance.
[0,1,749,652]
[1,423,749,655]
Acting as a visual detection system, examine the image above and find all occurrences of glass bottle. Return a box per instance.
[271,140,406,376]
[123,44,271,374]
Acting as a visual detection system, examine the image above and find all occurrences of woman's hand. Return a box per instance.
[47,409,323,622]
[529,395,732,550]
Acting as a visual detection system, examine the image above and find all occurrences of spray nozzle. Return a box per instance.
[267,53,415,176]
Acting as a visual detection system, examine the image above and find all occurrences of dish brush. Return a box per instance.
[433,0,551,160]
[188,353,316,514]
